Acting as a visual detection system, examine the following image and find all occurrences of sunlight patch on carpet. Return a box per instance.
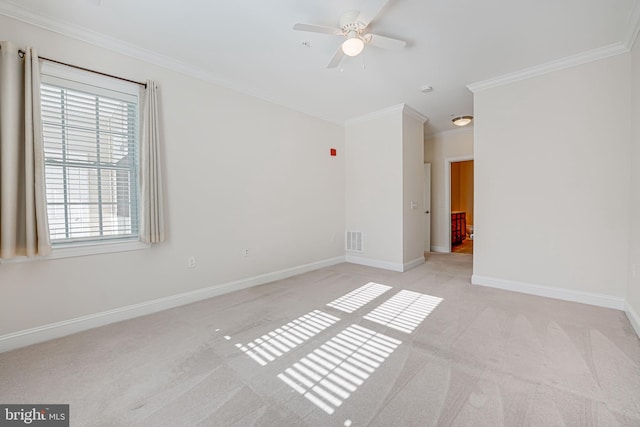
[326,282,392,313]
[236,310,340,366]
[278,324,401,414]
[364,290,443,333]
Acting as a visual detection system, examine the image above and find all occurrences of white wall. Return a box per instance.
[345,109,403,268]
[473,54,631,301]
[402,113,426,265]
[0,15,346,338]
[345,105,426,271]
[424,128,474,252]
[628,35,640,332]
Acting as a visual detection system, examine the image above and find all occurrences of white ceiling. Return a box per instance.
[1,0,639,134]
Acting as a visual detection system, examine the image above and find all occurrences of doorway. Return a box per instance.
[445,157,474,254]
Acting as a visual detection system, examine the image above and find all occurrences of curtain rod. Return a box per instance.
[18,49,147,88]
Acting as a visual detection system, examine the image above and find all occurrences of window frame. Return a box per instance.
[38,62,149,259]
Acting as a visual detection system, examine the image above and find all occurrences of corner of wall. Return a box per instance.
[627,22,640,339]
[626,301,640,338]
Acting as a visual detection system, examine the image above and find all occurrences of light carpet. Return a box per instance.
[1,254,639,426]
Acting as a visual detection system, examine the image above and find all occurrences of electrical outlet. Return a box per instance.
[243,249,249,257]
[187,256,196,268]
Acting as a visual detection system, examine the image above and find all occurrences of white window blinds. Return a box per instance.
[40,74,140,244]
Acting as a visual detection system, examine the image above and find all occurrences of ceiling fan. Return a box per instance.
[293,0,406,68]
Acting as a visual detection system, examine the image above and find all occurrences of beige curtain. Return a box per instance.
[0,42,50,259]
[140,81,165,243]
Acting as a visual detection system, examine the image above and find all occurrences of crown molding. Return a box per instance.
[438,126,475,137]
[345,103,428,126]
[345,104,405,126]
[467,42,629,93]
[402,104,429,123]
[425,125,474,141]
[0,2,340,126]
[624,0,640,50]
[3,1,638,120]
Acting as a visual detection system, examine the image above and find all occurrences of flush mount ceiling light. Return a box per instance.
[452,116,473,127]
[342,31,365,56]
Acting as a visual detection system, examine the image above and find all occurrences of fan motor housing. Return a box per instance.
[339,10,364,33]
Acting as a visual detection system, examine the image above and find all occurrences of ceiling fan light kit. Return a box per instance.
[452,116,473,127]
[342,33,365,56]
[293,0,407,68]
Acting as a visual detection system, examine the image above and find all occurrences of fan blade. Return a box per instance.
[365,33,406,50]
[293,23,341,35]
[327,47,345,68]
[356,0,390,27]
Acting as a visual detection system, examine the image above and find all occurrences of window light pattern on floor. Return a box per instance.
[277,324,401,415]
[236,310,340,366]
[326,282,392,313]
[363,290,443,333]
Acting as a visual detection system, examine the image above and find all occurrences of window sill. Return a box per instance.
[1,239,150,263]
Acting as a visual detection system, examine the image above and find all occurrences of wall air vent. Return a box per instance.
[345,231,363,252]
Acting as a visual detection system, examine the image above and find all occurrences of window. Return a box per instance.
[40,63,143,251]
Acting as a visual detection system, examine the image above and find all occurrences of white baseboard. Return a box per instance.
[626,302,640,339]
[430,246,450,253]
[0,256,346,353]
[472,275,626,310]
[345,255,404,272]
[404,256,426,271]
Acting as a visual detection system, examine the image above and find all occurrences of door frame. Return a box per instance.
[424,163,431,253]
[445,155,474,253]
